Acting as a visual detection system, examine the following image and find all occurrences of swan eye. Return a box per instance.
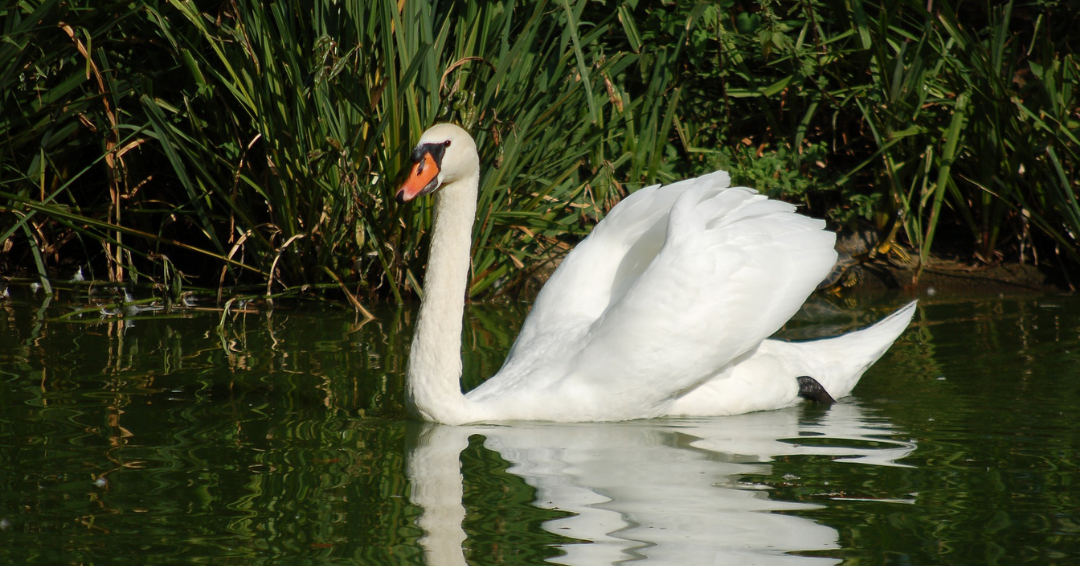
[443,140,451,147]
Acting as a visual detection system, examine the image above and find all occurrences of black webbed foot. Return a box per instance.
[797,376,835,404]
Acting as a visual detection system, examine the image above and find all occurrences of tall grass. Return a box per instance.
[2,0,1078,302]
[2,0,679,303]
[851,0,1080,273]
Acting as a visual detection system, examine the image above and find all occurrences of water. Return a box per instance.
[1,287,1079,565]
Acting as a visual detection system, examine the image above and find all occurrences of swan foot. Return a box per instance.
[796,376,836,404]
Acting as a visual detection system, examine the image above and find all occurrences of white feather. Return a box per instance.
[402,124,916,424]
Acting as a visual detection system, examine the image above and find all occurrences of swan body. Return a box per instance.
[397,123,915,425]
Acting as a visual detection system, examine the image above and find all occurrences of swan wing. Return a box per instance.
[519,171,735,347]
[470,173,837,421]
[565,185,837,415]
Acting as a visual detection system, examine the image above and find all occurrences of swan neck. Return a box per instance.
[406,169,480,425]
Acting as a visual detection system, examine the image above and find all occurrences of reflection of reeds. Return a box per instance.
[0,298,427,561]
[828,296,1080,564]
[4,291,1080,562]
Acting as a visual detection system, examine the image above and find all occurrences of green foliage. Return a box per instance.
[2,0,1078,301]
[148,0,641,300]
[639,0,1079,272]
[2,0,683,302]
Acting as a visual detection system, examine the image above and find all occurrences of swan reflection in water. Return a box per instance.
[406,402,914,566]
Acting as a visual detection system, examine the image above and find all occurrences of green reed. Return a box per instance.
[2,0,1077,303]
[655,0,1078,276]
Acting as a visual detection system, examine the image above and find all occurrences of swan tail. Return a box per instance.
[786,300,918,399]
[666,301,917,417]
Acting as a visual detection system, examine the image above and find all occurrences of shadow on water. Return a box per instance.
[1,287,1079,564]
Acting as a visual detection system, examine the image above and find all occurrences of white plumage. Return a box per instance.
[397,123,915,425]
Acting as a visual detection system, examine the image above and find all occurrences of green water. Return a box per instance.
[1,287,1079,565]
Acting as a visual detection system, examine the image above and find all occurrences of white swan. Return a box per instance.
[396,123,915,425]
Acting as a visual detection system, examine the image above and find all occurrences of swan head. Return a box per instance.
[396,123,479,203]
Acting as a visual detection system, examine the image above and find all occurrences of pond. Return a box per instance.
[1,285,1078,565]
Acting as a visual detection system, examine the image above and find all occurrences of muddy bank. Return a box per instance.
[830,254,1074,297]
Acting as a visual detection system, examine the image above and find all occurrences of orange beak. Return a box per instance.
[396,150,442,203]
